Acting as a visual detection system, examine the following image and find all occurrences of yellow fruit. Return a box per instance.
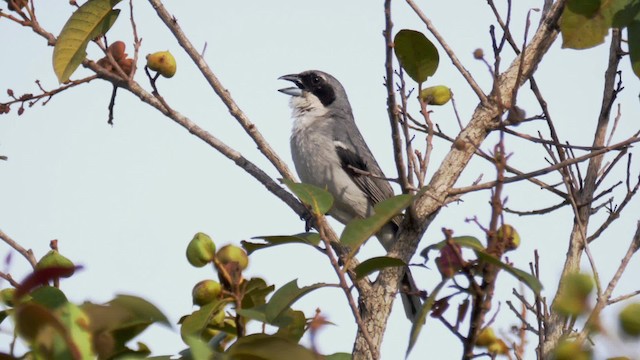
[186,232,216,268]
[146,51,177,78]
[476,327,497,347]
[552,341,591,360]
[216,245,249,270]
[0,288,16,307]
[419,85,452,105]
[497,224,521,251]
[619,302,640,337]
[487,339,509,355]
[192,280,222,306]
[565,273,594,298]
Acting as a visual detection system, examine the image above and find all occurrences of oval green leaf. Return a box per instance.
[354,256,406,280]
[340,194,413,257]
[407,279,446,356]
[420,236,484,263]
[53,0,122,83]
[475,251,543,295]
[265,279,331,322]
[282,178,334,216]
[629,22,640,78]
[559,0,608,49]
[226,333,319,360]
[243,233,321,254]
[394,29,439,83]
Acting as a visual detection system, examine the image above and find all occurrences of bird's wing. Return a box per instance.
[333,140,393,207]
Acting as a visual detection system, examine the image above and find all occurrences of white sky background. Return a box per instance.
[2,0,640,359]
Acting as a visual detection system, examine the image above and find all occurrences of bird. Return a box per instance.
[278,70,422,320]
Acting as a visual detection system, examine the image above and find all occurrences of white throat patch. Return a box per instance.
[289,93,328,134]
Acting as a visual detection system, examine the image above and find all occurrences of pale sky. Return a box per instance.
[2,1,640,359]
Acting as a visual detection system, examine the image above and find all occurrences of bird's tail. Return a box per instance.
[400,268,423,321]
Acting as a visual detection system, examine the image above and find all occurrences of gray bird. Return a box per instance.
[278,70,422,320]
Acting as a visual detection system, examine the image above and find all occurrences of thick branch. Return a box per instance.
[353,1,567,358]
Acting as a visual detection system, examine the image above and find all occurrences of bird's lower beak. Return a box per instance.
[278,74,303,96]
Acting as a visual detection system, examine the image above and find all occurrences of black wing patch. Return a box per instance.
[335,143,389,207]
[336,145,368,176]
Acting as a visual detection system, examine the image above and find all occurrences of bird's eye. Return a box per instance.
[311,76,321,85]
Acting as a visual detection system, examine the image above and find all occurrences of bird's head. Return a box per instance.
[278,70,352,115]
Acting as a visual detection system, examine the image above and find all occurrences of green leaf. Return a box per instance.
[282,178,333,216]
[567,0,602,17]
[559,0,640,49]
[53,0,122,82]
[340,194,413,257]
[81,295,171,359]
[180,300,228,340]
[183,336,215,360]
[420,236,484,263]
[608,0,640,28]
[54,302,94,359]
[108,294,171,328]
[30,286,68,309]
[241,277,275,310]
[475,251,543,295]
[407,279,446,356]
[394,29,439,83]
[0,310,8,326]
[560,2,609,49]
[628,21,640,78]
[265,280,330,322]
[237,305,268,323]
[226,333,319,360]
[354,256,406,280]
[273,309,306,342]
[325,353,353,360]
[238,305,306,342]
[243,233,321,254]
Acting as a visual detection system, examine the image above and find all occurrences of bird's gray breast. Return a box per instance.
[290,113,371,224]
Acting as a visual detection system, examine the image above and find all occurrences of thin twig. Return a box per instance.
[317,218,379,359]
[449,134,640,196]
[576,221,640,344]
[147,0,297,184]
[0,229,37,269]
[405,0,488,104]
[384,0,411,193]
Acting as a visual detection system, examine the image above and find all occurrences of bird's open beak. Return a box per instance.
[278,74,303,96]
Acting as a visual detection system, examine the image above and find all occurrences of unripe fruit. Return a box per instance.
[619,302,640,337]
[108,41,127,62]
[476,327,497,347]
[146,51,177,78]
[419,85,452,106]
[0,288,16,307]
[565,273,594,298]
[186,232,216,268]
[487,339,509,355]
[36,250,75,274]
[553,341,591,360]
[216,245,249,270]
[192,280,222,306]
[210,309,226,326]
[497,224,521,251]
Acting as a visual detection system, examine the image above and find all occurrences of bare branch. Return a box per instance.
[405,0,488,104]
[147,0,297,184]
[0,229,37,269]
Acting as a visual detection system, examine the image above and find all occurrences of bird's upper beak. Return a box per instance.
[278,74,303,96]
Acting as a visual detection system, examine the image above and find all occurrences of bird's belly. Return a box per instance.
[291,132,371,224]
